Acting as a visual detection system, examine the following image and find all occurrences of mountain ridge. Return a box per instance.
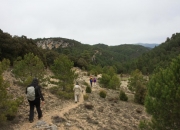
[134,43,159,48]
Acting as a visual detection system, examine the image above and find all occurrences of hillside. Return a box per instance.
[134,33,180,74]
[1,29,180,75]
[0,29,151,74]
[2,68,150,130]
[34,38,150,70]
[0,29,46,66]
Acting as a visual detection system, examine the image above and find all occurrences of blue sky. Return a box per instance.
[0,0,180,45]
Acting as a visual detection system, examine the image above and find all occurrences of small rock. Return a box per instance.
[136,108,142,114]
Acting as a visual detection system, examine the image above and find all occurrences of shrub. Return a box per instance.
[127,69,147,104]
[139,120,152,130]
[86,86,92,93]
[108,75,121,90]
[99,90,107,98]
[83,94,89,101]
[99,73,110,88]
[134,83,146,105]
[119,90,128,101]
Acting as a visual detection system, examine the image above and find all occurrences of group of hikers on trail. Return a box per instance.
[72,76,97,104]
[26,76,97,123]
[90,76,96,87]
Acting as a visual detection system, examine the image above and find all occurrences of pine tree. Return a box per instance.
[128,69,147,104]
[145,55,180,129]
[51,54,75,92]
[12,53,45,84]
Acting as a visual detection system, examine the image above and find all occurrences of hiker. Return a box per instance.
[26,78,44,123]
[93,77,96,86]
[73,82,82,103]
[90,77,93,87]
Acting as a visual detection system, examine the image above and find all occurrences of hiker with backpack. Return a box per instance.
[26,78,44,123]
[73,82,82,103]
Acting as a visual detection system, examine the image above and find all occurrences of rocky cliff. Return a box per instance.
[36,39,75,50]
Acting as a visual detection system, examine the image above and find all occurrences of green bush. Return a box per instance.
[83,94,89,101]
[134,83,146,105]
[99,90,107,98]
[86,86,92,93]
[23,76,33,86]
[119,90,128,101]
[139,120,152,130]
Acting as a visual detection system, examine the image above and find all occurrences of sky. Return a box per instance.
[0,0,180,46]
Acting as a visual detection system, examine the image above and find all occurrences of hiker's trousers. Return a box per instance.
[74,94,80,102]
[28,98,42,121]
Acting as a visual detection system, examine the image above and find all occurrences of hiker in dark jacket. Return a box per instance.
[26,78,45,123]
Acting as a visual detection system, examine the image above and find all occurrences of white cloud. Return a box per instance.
[0,0,180,45]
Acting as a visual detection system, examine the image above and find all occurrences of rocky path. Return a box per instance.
[17,91,85,130]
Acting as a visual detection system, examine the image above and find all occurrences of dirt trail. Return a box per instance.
[15,70,94,130]
[18,87,86,130]
[17,83,101,130]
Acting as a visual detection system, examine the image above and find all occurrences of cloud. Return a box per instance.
[0,0,180,45]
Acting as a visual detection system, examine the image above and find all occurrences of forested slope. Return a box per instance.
[134,33,180,74]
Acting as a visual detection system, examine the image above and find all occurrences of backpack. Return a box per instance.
[26,86,36,101]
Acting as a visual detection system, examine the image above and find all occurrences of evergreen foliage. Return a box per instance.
[119,90,128,101]
[86,86,92,93]
[99,66,121,90]
[99,90,107,98]
[109,75,121,89]
[128,69,147,104]
[83,94,89,101]
[0,30,46,66]
[134,33,180,74]
[12,53,45,85]
[44,50,60,66]
[144,55,180,129]
[99,73,111,88]
[51,54,75,91]
[0,59,21,124]
[36,37,149,73]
